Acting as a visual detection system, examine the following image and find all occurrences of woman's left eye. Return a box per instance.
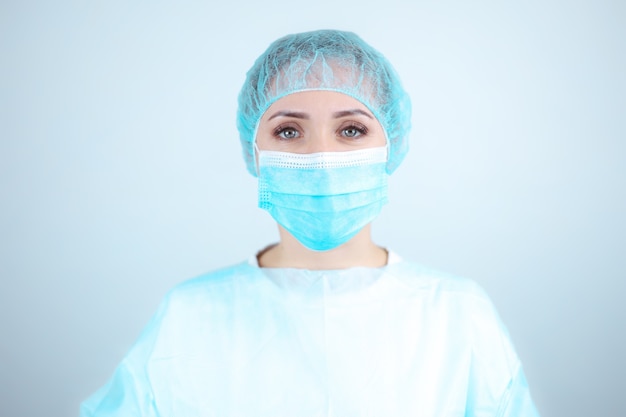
[340,124,367,138]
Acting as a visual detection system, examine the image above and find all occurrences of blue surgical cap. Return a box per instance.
[236,29,412,176]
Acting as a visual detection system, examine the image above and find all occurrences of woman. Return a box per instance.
[81,30,540,416]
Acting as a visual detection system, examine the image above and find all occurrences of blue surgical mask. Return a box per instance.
[257,146,389,251]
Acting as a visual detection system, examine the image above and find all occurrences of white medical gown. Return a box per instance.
[81,252,540,416]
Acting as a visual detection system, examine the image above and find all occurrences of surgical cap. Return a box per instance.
[236,29,412,176]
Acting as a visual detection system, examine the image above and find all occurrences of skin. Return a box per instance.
[255,90,388,270]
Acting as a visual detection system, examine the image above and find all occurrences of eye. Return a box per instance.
[274,125,301,140]
[339,123,368,138]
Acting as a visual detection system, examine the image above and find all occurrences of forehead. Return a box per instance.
[263,90,372,116]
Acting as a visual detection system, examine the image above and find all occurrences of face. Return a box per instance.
[255,90,386,153]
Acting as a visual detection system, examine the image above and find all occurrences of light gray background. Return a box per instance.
[1,1,624,416]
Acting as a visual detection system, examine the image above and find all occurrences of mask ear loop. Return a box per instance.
[253,141,261,177]
[383,126,391,165]
[385,141,390,164]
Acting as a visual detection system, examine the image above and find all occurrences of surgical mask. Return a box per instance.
[257,146,389,251]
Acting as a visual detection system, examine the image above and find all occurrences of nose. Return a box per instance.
[302,129,336,153]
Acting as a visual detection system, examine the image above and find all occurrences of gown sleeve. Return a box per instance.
[80,295,171,417]
[467,283,541,417]
[496,365,541,417]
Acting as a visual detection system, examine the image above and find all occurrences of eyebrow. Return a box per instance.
[267,111,310,121]
[332,109,373,119]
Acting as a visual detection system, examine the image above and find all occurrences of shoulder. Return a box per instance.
[154,261,264,319]
[172,261,260,295]
[386,259,491,304]
[387,260,518,353]
[390,260,507,324]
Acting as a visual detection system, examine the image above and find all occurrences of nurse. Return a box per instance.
[81,30,540,416]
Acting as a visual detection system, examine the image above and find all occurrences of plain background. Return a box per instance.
[1,1,624,416]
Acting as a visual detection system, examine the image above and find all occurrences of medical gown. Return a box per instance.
[81,252,540,416]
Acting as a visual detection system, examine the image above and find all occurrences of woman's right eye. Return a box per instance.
[275,126,300,139]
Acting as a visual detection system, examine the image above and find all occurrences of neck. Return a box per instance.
[258,224,388,270]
